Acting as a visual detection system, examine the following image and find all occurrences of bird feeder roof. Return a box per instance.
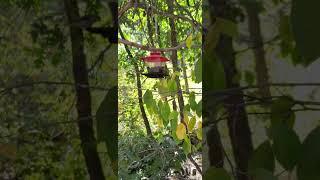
[141,51,169,62]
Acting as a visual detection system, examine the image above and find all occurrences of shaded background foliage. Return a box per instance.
[1,0,116,179]
[203,0,320,179]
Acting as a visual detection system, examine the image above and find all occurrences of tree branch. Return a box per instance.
[119,38,187,52]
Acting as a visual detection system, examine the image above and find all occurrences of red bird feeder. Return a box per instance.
[141,51,169,78]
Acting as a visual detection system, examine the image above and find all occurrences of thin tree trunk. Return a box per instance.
[203,2,225,168]
[243,1,271,98]
[133,63,153,136]
[120,29,153,137]
[206,117,224,168]
[209,1,253,180]
[181,55,190,94]
[167,0,186,127]
[167,0,202,174]
[172,97,178,111]
[146,9,155,47]
[64,0,105,179]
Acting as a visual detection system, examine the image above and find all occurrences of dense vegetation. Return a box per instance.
[118,0,202,179]
[1,0,320,180]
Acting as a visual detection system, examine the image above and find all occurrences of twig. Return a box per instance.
[208,82,320,97]
[88,43,112,73]
[187,154,202,175]
[0,81,111,96]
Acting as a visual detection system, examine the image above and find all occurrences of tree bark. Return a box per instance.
[243,1,271,98]
[209,1,253,180]
[64,0,105,179]
[119,29,153,137]
[206,120,224,168]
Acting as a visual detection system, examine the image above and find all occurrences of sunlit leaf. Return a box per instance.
[196,121,202,140]
[186,34,193,48]
[176,123,187,140]
[188,116,196,131]
[183,136,191,154]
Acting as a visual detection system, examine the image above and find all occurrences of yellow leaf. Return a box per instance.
[197,121,202,128]
[176,123,186,140]
[196,121,202,140]
[186,34,193,49]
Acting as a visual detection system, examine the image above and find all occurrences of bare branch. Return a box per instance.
[119,38,186,52]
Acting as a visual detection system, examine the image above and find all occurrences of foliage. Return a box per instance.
[118,0,202,178]
[119,132,186,179]
[205,0,320,179]
[0,0,116,179]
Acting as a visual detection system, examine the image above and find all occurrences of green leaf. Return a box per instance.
[186,34,193,48]
[167,79,177,95]
[203,52,225,91]
[216,17,238,37]
[96,86,118,172]
[188,116,196,131]
[143,90,153,107]
[204,167,231,180]
[183,137,191,155]
[271,96,295,113]
[271,96,295,128]
[196,100,202,117]
[205,24,221,50]
[170,111,179,139]
[189,92,197,111]
[279,14,294,58]
[297,127,320,180]
[250,168,278,180]
[291,0,320,65]
[160,101,171,126]
[157,80,170,98]
[143,90,157,114]
[194,58,202,83]
[271,124,301,171]
[249,141,275,173]
[244,71,255,85]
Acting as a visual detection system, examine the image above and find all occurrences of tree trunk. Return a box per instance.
[167,0,186,127]
[64,0,105,179]
[209,1,253,180]
[181,55,190,94]
[120,29,153,137]
[206,120,224,168]
[133,63,153,136]
[243,1,271,98]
